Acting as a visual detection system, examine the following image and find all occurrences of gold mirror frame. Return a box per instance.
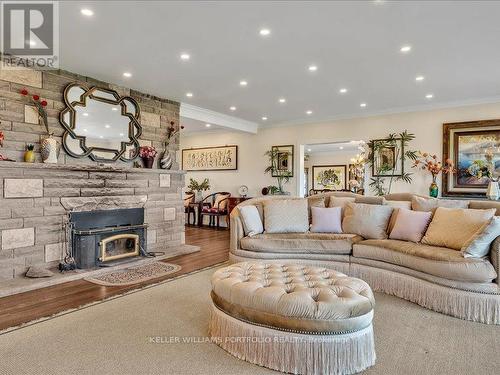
[59,83,142,162]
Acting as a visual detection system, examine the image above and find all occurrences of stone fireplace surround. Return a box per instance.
[0,162,190,282]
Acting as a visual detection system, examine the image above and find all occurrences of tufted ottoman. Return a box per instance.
[209,262,376,375]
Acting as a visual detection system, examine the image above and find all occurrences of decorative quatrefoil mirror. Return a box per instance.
[59,83,142,162]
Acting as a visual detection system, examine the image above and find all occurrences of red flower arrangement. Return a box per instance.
[20,88,50,134]
[412,152,456,181]
[139,146,158,159]
[166,120,184,146]
[0,131,4,147]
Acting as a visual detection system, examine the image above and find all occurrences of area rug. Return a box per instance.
[84,262,181,286]
[0,266,499,375]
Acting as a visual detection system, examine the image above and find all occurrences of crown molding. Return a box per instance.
[180,103,258,134]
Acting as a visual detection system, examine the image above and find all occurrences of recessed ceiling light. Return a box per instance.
[339,146,344,150]
[186,92,193,97]
[239,80,248,86]
[279,98,286,103]
[112,107,118,111]
[180,53,190,60]
[307,148,312,152]
[83,128,88,132]
[99,135,103,139]
[308,65,318,72]
[426,94,434,99]
[230,106,236,111]
[104,124,110,128]
[259,28,271,36]
[339,88,348,94]
[28,40,36,47]
[415,75,425,81]
[82,113,89,117]
[205,123,211,128]
[81,9,94,16]
[123,72,132,78]
[262,116,268,121]
[360,103,367,107]
[306,110,313,115]
[400,45,412,53]
[119,133,124,136]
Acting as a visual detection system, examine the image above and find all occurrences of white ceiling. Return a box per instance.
[59,1,500,129]
[305,141,364,154]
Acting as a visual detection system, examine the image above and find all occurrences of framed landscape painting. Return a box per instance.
[182,145,238,171]
[312,165,347,191]
[271,145,294,177]
[442,119,500,197]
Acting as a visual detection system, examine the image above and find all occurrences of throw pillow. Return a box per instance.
[310,206,342,233]
[342,202,394,239]
[385,200,412,210]
[421,207,496,250]
[411,196,469,212]
[355,196,386,205]
[239,205,264,237]
[263,199,309,233]
[328,197,356,217]
[389,208,433,243]
[308,196,325,221]
[214,194,230,211]
[461,216,500,258]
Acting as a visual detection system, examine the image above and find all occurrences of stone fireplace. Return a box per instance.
[70,208,147,269]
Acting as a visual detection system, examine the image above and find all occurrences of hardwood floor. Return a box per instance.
[0,226,230,332]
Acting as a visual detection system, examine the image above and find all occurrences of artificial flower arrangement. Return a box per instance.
[20,88,50,134]
[166,120,185,146]
[139,146,158,159]
[413,152,456,197]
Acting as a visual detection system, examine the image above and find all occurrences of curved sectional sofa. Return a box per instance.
[229,192,500,325]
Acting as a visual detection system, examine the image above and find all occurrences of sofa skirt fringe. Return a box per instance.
[350,263,500,325]
[208,303,376,375]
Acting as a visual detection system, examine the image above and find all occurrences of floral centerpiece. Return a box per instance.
[468,148,499,200]
[413,152,456,197]
[139,146,158,169]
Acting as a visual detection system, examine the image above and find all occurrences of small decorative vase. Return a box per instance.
[486,180,499,200]
[40,135,58,164]
[159,149,173,170]
[141,157,155,169]
[429,176,439,198]
[24,150,35,163]
[196,191,203,202]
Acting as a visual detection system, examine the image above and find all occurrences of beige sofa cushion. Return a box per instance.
[263,199,309,233]
[240,232,363,255]
[211,262,374,333]
[421,207,496,250]
[385,200,412,209]
[353,239,497,283]
[343,202,394,240]
[469,200,500,216]
[328,197,356,217]
[239,205,264,237]
[412,196,469,212]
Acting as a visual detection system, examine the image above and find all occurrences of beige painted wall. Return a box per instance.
[180,101,500,197]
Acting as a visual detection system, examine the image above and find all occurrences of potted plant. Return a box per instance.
[24,144,35,163]
[187,178,210,202]
[413,152,456,197]
[139,146,157,169]
[264,148,292,195]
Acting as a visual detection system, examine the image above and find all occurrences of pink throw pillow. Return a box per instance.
[389,208,432,243]
[310,207,342,233]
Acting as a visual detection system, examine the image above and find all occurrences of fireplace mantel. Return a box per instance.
[0,161,185,175]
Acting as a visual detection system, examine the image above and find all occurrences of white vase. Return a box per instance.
[40,136,58,164]
[486,180,499,201]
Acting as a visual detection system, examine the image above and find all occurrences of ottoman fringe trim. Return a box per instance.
[208,303,376,375]
[350,263,500,325]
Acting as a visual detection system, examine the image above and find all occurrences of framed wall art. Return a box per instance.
[371,138,404,177]
[271,145,294,177]
[182,145,238,171]
[442,119,500,197]
[312,165,347,191]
